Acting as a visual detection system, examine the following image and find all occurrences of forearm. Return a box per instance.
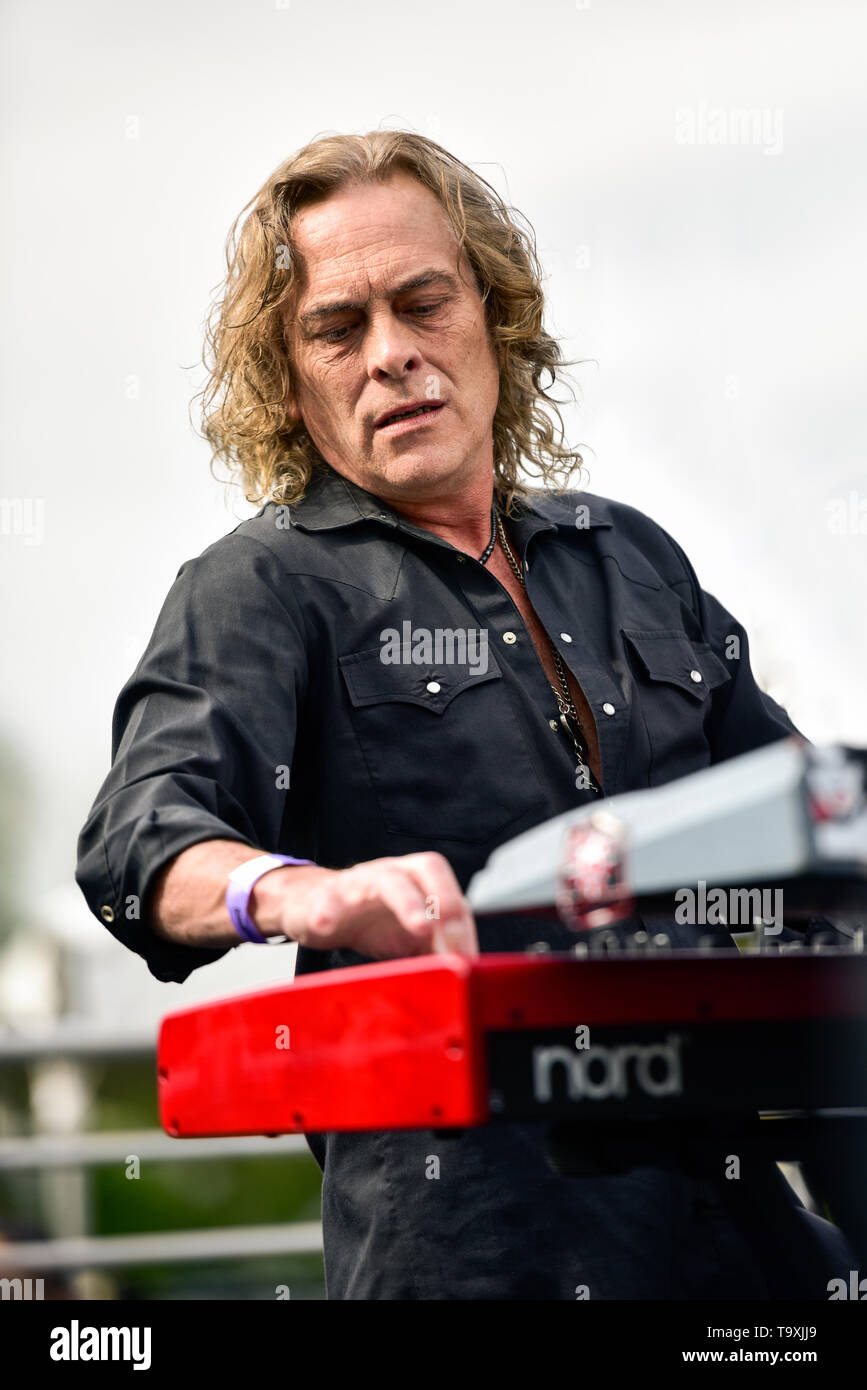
[148,841,476,960]
[148,839,335,948]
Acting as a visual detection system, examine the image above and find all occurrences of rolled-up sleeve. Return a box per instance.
[75,534,308,982]
[657,526,806,757]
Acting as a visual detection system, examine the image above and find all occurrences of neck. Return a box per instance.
[388,479,498,557]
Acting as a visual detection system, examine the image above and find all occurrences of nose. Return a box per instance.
[365,310,424,380]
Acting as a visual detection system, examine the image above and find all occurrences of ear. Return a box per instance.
[284,395,303,425]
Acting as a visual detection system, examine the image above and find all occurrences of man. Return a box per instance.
[76,131,852,1299]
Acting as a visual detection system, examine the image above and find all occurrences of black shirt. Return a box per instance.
[76,461,830,1298]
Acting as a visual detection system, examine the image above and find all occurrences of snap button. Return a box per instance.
[503,631,517,644]
[456,554,467,564]
[549,719,560,731]
[602,702,616,716]
[689,669,703,683]
[100,904,115,923]
[426,681,441,694]
[560,632,573,643]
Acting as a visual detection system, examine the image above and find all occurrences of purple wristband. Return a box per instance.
[226,853,314,944]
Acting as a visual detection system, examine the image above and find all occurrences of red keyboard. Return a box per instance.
[157,950,867,1137]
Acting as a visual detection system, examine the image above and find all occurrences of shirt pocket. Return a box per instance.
[338,647,546,843]
[621,628,732,786]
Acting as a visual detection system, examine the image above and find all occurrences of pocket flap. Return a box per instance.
[622,629,732,699]
[339,644,501,713]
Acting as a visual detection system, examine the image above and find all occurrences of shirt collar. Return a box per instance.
[284,459,613,548]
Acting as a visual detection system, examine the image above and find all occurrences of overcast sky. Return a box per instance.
[1,0,865,949]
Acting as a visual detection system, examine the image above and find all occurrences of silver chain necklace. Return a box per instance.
[495,512,600,795]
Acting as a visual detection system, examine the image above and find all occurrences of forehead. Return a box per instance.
[290,172,462,298]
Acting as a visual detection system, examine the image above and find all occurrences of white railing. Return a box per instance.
[0,1026,322,1278]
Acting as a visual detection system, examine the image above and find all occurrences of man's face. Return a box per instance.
[283,171,501,503]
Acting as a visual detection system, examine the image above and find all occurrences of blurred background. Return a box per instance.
[0,0,864,1297]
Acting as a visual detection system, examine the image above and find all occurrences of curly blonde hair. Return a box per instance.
[199,130,586,513]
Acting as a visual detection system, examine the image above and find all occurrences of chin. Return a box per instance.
[384,455,460,488]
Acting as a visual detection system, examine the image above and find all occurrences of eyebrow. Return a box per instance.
[298,269,461,327]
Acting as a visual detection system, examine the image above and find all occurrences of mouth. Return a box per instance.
[374,401,445,433]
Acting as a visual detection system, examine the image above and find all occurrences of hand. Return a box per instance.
[263,852,479,960]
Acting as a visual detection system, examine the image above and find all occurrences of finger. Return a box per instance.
[399,853,478,954]
[357,863,477,956]
[370,871,433,938]
[432,916,479,956]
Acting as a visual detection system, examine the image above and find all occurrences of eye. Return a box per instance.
[317,300,445,345]
[409,300,444,317]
